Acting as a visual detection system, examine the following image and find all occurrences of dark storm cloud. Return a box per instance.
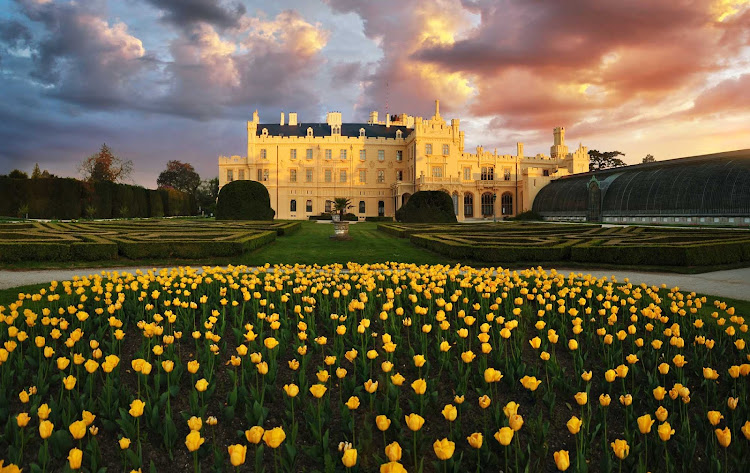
[0,19,32,48]
[142,0,246,29]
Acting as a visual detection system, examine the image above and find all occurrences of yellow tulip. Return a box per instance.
[129,399,145,418]
[39,420,54,439]
[63,375,77,391]
[520,376,541,391]
[727,397,738,410]
[346,396,360,410]
[433,438,455,460]
[637,414,654,434]
[413,354,426,367]
[461,351,476,363]
[653,386,666,401]
[195,378,208,392]
[715,427,731,448]
[494,426,514,446]
[376,415,391,431]
[615,364,628,378]
[599,394,611,406]
[227,444,247,466]
[405,413,425,431]
[262,426,286,448]
[380,461,407,473]
[187,416,202,432]
[707,411,724,426]
[568,339,578,351]
[479,395,491,409]
[529,337,541,349]
[385,441,402,462]
[672,354,687,368]
[390,373,405,386]
[442,404,457,422]
[503,401,519,418]
[567,416,582,435]
[16,412,31,427]
[656,406,668,422]
[257,362,269,375]
[57,357,70,370]
[658,363,670,375]
[245,426,264,444]
[283,384,299,398]
[69,420,87,440]
[411,379,427,395]
[610,439,629,460]
[364,379,379,393]
[185,430,204,452]
[467,432,483,449]
[187,360,199,374]
[317,370,330,383]
[264,337,279,349]
[342,448,358,468]
[574,392,587,406]
[658,422,675,441]
[161,360,174,373]
[619,394,632,406]
[68,447,83,470]
[454,395,465,404]
[554,450,570,471]
[581,371,592,382]
[741,421,750,440]
[509,414,524,432]
[310,384,327,398]
[119,437,131,449]
[604,369,617,383]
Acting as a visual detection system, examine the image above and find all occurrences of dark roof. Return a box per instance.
[256,123,411,139]
[533,149,750,216]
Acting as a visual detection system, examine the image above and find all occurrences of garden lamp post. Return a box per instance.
[493,193,497,223]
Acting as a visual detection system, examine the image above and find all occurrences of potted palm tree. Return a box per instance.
[331,197,352,239]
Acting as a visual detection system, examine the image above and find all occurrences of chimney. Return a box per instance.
[517,142,524,158]
[252,110,259,123]
[369,111,378,124]
[386,113,391,128]
[288,112,298,126]
[280,112,285,126]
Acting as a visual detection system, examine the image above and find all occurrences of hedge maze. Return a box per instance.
[0,220,300,263]
[378,222,750,267]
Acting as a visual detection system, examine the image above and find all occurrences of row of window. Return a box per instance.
[261,148,404,162]
[290,200,386,215]
[285,169,404,183]
[424,144,450,155]
[460,192,513,217]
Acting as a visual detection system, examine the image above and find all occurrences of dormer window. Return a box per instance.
[359,128,365,137]
[332,125,341,135]
[396,130,402,138]
[307,127,313,137]
[262,128,268,137]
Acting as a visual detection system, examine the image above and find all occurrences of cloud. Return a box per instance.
[0,19,32,49]
[142,0,246,29]
[687,73,750,116]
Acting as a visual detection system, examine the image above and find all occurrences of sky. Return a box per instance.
[0,0,748,187]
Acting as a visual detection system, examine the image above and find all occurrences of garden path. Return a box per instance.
[1,265,749,301]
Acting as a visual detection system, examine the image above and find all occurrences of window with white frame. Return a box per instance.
[325,169,332,182]
[340,170,347,183]
[463,167,471,180]
[325,149,332,160]
[378,150,385,161]
[306,200,312,212]
[260,149,267,159]
[396,170,403,181]
[442,144,449,155]
[396,150,402,161]
[238,169,244,180]
[290,169,297,183]
[306,169,313,182]
[425,143,432,154]
[290,149,297,160]
[360,149,366,161]
[359,169,366,183]
[359,128,365,137]
[306,148,313,160]
[377,170,385,183]
[432,166,442,178]
[340,149,347,160]
[263,169,269,181]
[227,169,233,182]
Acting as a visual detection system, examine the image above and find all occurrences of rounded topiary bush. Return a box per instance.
[395,190,457,223]
[216,180,275,220]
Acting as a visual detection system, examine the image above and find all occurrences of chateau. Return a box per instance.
[218,101,590,220]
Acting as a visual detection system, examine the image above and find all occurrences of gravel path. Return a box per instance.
[1,265,748,301]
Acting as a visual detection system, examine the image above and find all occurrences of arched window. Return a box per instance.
[452,192,459,215]
[290,199,297,212]
[307,127,313,137]
[262,128,268,136]
[501,193,513,215]
[481,192,494,216]
[396,130,402,138]
[359,201,366,213]
[359,128,365,137]
[306,200,313,212]
[378,200,385,217]
[464,193,474,217]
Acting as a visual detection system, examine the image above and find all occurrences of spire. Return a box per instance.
[434,99,441,119]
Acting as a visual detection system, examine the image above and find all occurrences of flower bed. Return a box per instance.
[0,264,748,471]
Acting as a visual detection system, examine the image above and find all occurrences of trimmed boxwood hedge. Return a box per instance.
[216,181,275,220]
[395,191,457,223]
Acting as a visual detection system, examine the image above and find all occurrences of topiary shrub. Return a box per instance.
[395,191,457,223]
[216,180,275,220]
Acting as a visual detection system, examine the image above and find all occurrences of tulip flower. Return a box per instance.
[707,411,723,426]
[554,450,570,471]
[380,461,407,473]
[16,413,31,427]
[187,416,202,432]
[479,395,491,409]
[611,439,629,460]
[245,426,264,444]
[638,414,654,434]
[69,420,87,440]
[411,379,427,395]
[467,432,483,449]
[567,416,582,435]
[385,441,402,462]
[741,421,750,440]
[405,413,425,431]
[283,384,299,397]
[658,422,675,441]
[346,396,360,410]
[376,415,391,431]
[68,447,83,470]
[309,384,327,398]
[503,401,519,418]
[39,420,54,439]
[228,444,247,466]
[390,373,405,386]
[494,427,514,446]
[574,392,587,406]
[262,427,286,448]
[442,404,457,422]
[364,379,379,393]
[715,427,731,448]
[185,430,204,452]
[342,448,358,468]
[129,399,145,417]
[509,414,524,431]
[195,378,208,392]
[433,438,455,460]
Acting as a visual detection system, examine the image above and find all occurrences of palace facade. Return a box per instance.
[218,101,589,220]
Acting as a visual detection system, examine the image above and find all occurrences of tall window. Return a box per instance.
[290,149,297,160]
[227,169,233,182]
[325,169,332,182]
[340,149,347,160]
[504,168,511,180]
[443,144,450,155]
[359,169,366,183]
[238,169,245,180]
[396,170,403,181]
[263,170,269,181]
[290,169,297,183]
[359,201,366,213]
[306,148,313,160]
[359,128,365,137]
[432,166,443,178]
[256,169,262,181]
[260,149,267,159]
[377,170,385,183]
[463,167,471,180]
[306,200,312,212]
[425,143,432,154]
[290,199,297,212]
[481,193,494,216]
[325,149,332,160]
[378,150,385,162]
[325,200,332,213]
[501,193,513,215]
[452,193,458,215]
[360,149,366,161]
[378,200,385,216]
[306,169,313,182]
[340,170,347,183]
[481,167,494,181]
[464,193,474,217]
[307,127,313,137]
[396,150,403,161]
